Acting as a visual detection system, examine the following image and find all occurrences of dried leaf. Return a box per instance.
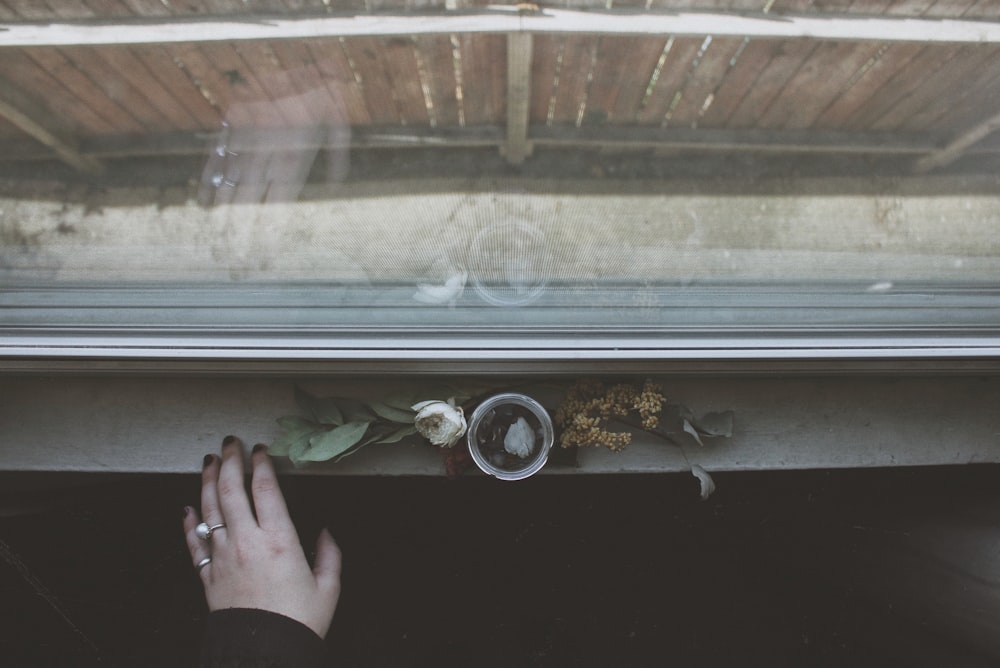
[298,421,372,462]
[691,465,716,501]
[693,411,734,438]
[368,401,416,424]
[682,419,705,447]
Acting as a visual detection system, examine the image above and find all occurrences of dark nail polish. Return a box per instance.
[222,435,237,447]
[252,443,267,454]
[203,454,215,468]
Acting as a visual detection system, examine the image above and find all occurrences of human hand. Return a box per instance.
[183,436,341,638]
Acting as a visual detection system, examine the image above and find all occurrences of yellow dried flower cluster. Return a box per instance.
[554,378,666,452]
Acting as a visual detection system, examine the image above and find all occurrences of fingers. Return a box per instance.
[312,527,342,594]
[182,506,212,580]
[199,453,226,537]
[216,436,256,531]
[250,444,293,531]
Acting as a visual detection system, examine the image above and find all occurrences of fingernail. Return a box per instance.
[252,443,267,454]
[203,454,215,468]
[222,435,237,447]
[183,506,192,518]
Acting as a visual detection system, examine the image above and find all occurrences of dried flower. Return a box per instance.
[411,398,467,447]
[553,378,666,453]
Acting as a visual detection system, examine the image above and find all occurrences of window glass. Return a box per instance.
[1,1,998,356]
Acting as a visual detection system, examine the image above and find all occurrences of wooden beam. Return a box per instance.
[2,8,1000,47]
[0,126,954,162]
[913,110,1000,173]
[502,32,533,165]
[0,82,104,174]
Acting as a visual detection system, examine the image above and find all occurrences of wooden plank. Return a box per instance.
[305,38,372,126]
[129,44,222,129]
[168,43,253,128]
[759,41,883,130]
[195,41,288,127]
[414,34,460,127]
[921,0,979,17]
[579,36,630,126]
[117,0,172,17]
[0,124,943,161]
[812,43,923,129]
[726,39,818,129]
[89,44,203,131]
[929,68,1000,134]
[76,0,135,18]
[339,36,401,125]
[486,32,509,126]
[269,39,354,127]
[56,45,175,132]
[884,0,937,15]
[549,35,591,125]
[2,0,55,19]
[379,36,431,126]
[0,3,17,20]
[913,108,1000,172]
[233,41,315,126]
[870,45,1000,132]
[636,37,702,125]
[0,115,23,137]
[0,80,104,173]
[666,36,745,128]
[584,36,668,125]
[503,32,532,163]
[1,47,126,135]
[457,33,504,126]
[7,8,1000,46]
[696,38,770,128]
[893,47,1000,132]
[846,44,963,130]
[528,34,559,125]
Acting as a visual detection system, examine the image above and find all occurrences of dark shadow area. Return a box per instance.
[2,466,1000,667]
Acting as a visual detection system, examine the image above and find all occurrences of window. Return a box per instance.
[1,1,999,373]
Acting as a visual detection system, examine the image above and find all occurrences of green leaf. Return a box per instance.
[277,415,320,434]
[373,425,418,444]
[298,421,372,462]
[368,401,415,424]
[289,434,314,465]
[294,386,321,422]
[312,397,345,426]
[335,398,377,423]
[272,428,322,458]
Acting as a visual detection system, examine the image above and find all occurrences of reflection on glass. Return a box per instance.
[0,2,998,334]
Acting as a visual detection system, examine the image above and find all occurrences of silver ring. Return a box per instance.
[196,522,226,541]
[196,556,212,573]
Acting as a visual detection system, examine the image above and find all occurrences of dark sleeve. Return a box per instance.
[199,608,327,668]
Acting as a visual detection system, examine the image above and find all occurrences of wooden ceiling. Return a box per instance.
[1,0,999,176]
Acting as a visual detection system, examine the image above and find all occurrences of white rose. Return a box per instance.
[411,398,467,447]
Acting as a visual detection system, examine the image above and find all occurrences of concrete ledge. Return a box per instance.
[1,375,997,475]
